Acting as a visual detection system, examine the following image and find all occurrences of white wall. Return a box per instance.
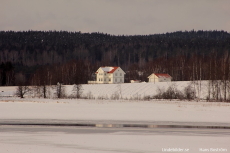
[112,68,125,84]
[158,78,171,82]
[148,75,159,83]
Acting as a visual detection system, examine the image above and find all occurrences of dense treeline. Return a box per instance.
[0,30,230,86]
[0,62,14,86]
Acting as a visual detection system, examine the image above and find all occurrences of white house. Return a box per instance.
[148,73,172,83]
[88,66,126,84]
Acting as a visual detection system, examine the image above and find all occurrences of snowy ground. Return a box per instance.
[1,84,230,153]
[0,81,210,99]
[0,97,230,124]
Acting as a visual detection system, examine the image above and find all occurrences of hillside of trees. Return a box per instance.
[0,30,230,86]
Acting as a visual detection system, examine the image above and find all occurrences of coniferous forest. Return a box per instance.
[0,30,230,86]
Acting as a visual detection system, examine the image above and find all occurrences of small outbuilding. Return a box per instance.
[148,73,172,83]
[130,80,141,83]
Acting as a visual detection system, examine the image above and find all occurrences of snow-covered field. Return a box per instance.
[1,81,230,123]
[1,83,230,153]
[0,97,230,124]
[0,81,210,99]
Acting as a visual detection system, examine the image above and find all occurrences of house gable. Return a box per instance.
[111,67,125,74]
[96,67,120,74]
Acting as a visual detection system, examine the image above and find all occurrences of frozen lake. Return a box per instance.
[1,126,229,153]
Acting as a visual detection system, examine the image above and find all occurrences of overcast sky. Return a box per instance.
[1,0,230,35]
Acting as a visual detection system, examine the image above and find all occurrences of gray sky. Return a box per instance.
[1,0,230,35]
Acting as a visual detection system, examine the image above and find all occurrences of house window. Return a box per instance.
[120,78,122,82]
[115,78,117,82]
[115,73,117,76]
[120,73,122,76]
[109,78,111,82]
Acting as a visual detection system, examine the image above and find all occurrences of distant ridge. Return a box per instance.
[0,30,230,85]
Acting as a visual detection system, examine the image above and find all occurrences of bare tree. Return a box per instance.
[221,51,229,102]
[117,84,122,99]
[16,86,30,98]
[35,84,48,98]
[72,84,83,99]
[55,82,65,98]
[41,84,48,98]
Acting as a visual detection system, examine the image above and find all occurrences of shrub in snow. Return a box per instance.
[153,83,198,101]
[143,95,152,101]
[98,94,109,100]
[31,85,50,98]
[153,84,184,100]
[183,84,196,100]
[130,93,142,100]
[110,91,120,100]
[82,91,95,99]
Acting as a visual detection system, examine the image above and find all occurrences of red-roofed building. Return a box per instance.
[88,66,126,84]
[147,73,172,83]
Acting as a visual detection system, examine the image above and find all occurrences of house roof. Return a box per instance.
[96,66,119,73]
[107,67,119,73]
[148,73,172,78]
